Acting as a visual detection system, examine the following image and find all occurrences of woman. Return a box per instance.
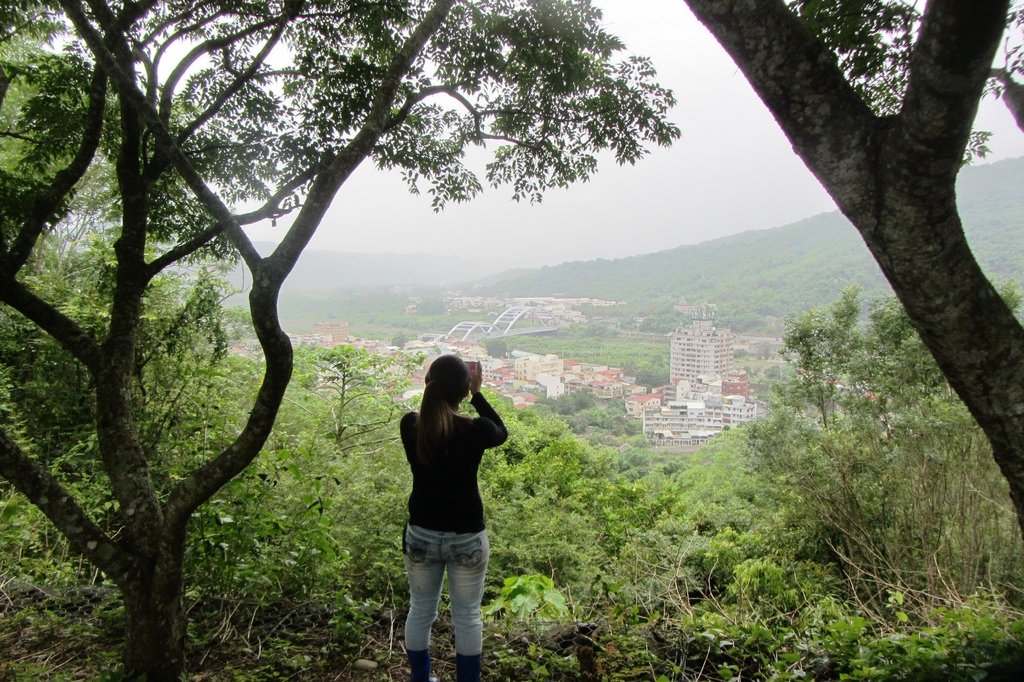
[400,354,508,682]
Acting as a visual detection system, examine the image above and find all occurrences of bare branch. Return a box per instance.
[158,17,279,127]
[0,428,127,581]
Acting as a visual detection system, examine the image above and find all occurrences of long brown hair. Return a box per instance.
[416,354,470,465]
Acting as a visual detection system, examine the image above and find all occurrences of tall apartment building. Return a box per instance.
[669,308,734,383]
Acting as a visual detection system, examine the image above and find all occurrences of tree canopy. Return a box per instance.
[0,1,677,678]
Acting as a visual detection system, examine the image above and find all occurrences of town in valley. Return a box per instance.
[235,295,777,451]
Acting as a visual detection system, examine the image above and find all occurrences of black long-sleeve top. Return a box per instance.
[401,392,508,533]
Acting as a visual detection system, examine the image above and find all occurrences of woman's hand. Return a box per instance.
[468,360,483,394]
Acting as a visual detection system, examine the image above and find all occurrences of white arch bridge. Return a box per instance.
[444,306,559,342]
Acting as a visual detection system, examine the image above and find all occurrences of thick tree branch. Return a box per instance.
[894,0,1009,179]
[66,1,170,550]
[0,275,102,371]
[5,67,107,274]
[0,428,127,581]
[684,0,879,213]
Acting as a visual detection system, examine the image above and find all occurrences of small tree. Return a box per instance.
[0,1,677,678]
[680,0,1024,539]
[752,290,1023,612]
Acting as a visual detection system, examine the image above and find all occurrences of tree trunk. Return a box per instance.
[680,0,1024,540]
[121,551,188,682]
[857,188,1024,539]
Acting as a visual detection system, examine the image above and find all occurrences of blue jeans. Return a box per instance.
[404,524,489,656]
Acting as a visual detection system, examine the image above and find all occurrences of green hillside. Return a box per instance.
[473,156,1024,322]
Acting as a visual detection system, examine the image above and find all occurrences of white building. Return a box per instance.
[669,309,734,384]
[642,394,760,445]
[535,372,566,399]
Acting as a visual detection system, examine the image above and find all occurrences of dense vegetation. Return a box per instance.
[0,0,681,676]
[4,278,1023,680]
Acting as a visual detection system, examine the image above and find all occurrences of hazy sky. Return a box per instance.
[244,0,1024,268]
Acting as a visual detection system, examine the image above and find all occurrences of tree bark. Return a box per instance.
[682,0,1024,538]
[121,558,188,682]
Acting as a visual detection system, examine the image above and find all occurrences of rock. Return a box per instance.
[352,659,379,672]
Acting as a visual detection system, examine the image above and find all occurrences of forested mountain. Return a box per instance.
[472,156,1024,320]
[269,158,1022,328]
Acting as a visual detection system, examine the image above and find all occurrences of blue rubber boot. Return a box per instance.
[407,649,438,682]
[456,653,482,682]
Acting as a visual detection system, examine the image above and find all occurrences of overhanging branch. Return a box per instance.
[0,428,127,581]
[164,0,459,533]
[269,0,458,280]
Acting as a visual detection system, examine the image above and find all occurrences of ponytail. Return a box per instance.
[416,381,459,464]
[415,354,471,465]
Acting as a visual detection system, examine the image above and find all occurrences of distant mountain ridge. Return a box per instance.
[470,156,1024,320]
[264,157,1022,326]
[234,245,514,292]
